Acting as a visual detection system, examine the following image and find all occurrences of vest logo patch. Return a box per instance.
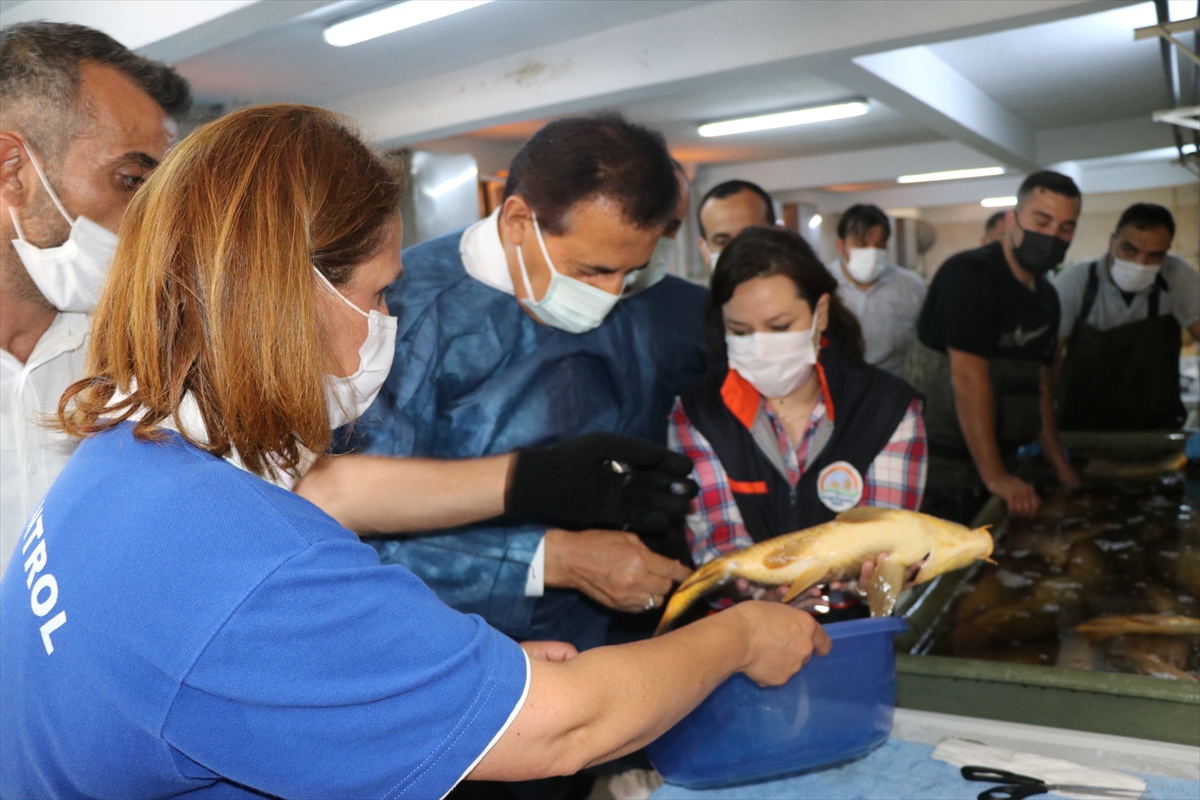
[816,461,863,512]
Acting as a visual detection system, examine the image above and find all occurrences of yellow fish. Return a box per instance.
[1074,614,1200,643]
[656,507,994,634]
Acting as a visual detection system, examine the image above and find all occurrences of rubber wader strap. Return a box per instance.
[1079,261,1099,325]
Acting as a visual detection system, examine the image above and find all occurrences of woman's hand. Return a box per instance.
[521,641,578,662]
[727,601,832,686]
[848,556,923,596]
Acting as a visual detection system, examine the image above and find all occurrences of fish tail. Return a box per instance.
[654,559,730,636]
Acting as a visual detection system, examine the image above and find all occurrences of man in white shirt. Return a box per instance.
[1053,203,1199,430]
[0,23,190,572]
[826,204,926,378]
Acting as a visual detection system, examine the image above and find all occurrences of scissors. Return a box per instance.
[961,766,1143,800]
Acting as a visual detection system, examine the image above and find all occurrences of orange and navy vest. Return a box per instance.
[680,338,919,540]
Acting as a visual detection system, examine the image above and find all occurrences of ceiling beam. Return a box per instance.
[329,0,1110,147]
[824,46,1039,172]
[697,139,998,193]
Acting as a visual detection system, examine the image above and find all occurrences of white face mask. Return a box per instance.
[8,144,118,312]
[844,247,888,284]
[702,240,721,269]
[1109,256,1160,294]
[516,213,621,334]
[623,236,673,297]
[313,268,398,429]
[725,312,821,399]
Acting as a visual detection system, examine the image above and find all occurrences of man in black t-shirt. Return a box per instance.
[908,172,1081,521]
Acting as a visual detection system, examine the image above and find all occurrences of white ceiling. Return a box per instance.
[2,0,1195,209]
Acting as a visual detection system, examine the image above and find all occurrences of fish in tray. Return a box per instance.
[1074,614,1200,642]
[655,508,994,634]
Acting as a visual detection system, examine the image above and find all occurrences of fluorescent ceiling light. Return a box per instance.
[698,101,869,138]
[808,214,823,230]
[426,166,478,198]
[324,0,493,47]
[981,196,1017,208]
[897,167,1004,184]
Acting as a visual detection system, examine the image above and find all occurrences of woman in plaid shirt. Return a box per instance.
[668,227,928,577]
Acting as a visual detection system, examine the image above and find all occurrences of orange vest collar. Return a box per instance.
[721,342,836,427]
[720,369,761,430]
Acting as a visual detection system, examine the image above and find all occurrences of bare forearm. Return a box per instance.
[474,611,749,780]
[294,453,512,534]
[948,350,1005,482]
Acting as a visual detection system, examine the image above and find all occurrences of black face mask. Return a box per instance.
[1011,219,1070,276]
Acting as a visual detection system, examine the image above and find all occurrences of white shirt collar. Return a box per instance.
[1,311,89,372]
[460,207,515,295]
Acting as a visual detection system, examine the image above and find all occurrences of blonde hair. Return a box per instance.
[57,103,403,479]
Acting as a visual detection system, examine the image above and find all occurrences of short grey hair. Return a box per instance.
[0,22,191,162]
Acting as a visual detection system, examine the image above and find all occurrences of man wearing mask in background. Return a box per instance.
[1053,203,1199,431]
[623,159,690,296]
[908,171,1079,523]
[826,203,926,378]
[349,114,709,659]
[982,210,1007,245]
[697,179,777,269]
[0,23,190,574]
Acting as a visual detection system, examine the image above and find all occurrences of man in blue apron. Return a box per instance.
[1053,203,1199,431]
[907,171,1080,523]
[349,115,708,653]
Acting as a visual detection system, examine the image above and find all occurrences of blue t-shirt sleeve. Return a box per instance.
[162,535,529,800]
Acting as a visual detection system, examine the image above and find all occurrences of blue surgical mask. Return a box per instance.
[623,236,673,297]
[516,214,621,334]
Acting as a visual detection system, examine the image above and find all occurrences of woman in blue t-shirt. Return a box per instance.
[0,104,829,799]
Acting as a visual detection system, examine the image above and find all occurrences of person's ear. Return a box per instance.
[499,195,532,249]
[0,132,31,216]
[815,293,831,334]
[834,238,848,261]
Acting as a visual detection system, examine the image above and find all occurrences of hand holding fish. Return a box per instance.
[656,509,994,635]
[733,556,925,610]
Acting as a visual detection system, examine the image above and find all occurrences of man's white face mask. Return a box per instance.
[1109,256,1160,294]
[516,213,621,334]
[8,143,118,313]
[844,247,888,284]
[312,267,398,430]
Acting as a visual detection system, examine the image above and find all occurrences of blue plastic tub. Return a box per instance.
[646,616,908,789]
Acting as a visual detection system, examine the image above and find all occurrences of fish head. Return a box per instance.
[913,524,994,584]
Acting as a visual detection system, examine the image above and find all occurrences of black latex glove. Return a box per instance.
[506,432,699,534]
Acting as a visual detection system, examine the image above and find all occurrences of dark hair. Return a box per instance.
[836,203,890,242]
[706,226,865,365]
[984,210,1007,234]
[1115,202,1175,240]
[502,113,678,236]
[1016,170,1081,207]
[697,180,776,238]
[1,22,191,162]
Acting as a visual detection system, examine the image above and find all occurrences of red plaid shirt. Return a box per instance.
[667,394,926,566]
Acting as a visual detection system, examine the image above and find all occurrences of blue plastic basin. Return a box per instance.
[646,616,908,789]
